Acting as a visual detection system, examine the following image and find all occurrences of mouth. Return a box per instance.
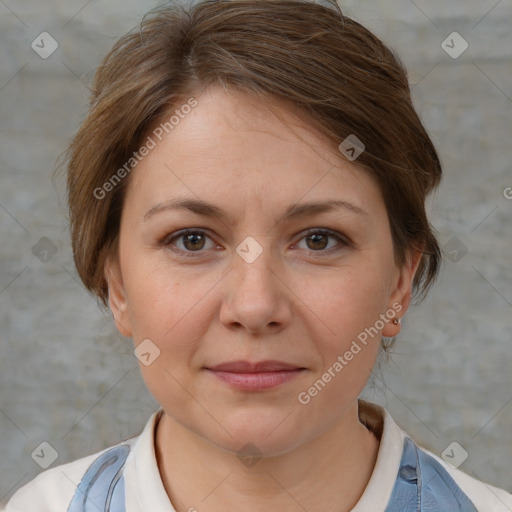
[204,360,306,391]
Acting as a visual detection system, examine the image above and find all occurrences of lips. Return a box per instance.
[207,360,304,372]
[205,360,306,391]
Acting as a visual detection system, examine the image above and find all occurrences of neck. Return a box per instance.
[155,401,380,512]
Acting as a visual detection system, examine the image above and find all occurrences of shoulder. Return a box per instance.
[358,400,512,512]
[1,438,136,512]
[413,440,512,512]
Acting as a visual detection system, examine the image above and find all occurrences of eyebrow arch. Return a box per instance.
[143,198,368,223]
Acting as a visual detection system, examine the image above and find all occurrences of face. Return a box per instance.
[106,85,419,456]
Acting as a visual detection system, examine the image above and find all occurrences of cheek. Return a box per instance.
[294,258,394,396]
[121,256,223,375]
[122,255,189,336]
[293,270,387,417]
[122,261,210,409]
[289,274,387,446]
[299,260,394,338]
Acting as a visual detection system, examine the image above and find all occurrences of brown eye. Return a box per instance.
[181,232,206,251]
[165,229,216,254]
[305,233,329,251]
[294,228,348,255]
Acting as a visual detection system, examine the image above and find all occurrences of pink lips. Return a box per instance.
[206,360,305,391]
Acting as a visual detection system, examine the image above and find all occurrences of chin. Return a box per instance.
[214,431,304,460]
[203,410,309,458]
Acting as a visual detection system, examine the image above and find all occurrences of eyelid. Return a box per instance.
[293,228,351,255]
[162,228,219,257]
[299,227,351,245]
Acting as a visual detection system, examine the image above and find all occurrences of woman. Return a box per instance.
[3,0,511,510]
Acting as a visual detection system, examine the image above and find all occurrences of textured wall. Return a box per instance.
[0,0,511,504]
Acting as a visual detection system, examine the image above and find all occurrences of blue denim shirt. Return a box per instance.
[385,437,477,511]
[67,437,478,512]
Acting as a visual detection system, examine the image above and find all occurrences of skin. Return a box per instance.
[105,84,422,512]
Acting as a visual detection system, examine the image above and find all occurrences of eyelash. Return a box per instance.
[161,228,350,259]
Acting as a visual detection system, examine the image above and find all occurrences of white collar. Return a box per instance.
[124,400,406,512]
[351,400,407,511]
[124,408,174,512]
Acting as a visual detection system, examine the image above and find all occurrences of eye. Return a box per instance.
[164,229,218,255]
[162,227,349,258]
[293,228,348,254]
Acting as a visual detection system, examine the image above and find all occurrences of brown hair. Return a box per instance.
[66,0,442,308]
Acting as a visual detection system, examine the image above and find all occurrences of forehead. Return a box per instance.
[123,85,383,219]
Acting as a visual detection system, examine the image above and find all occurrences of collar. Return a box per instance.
[124,400,407,512]
[351,399,407,512]
[124,408,173,512]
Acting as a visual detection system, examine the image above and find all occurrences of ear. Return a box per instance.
[104,254,133,337]
[381,248,423,337]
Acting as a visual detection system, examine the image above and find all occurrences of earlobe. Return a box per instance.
[382,249,423,338]
[104,256,132,337]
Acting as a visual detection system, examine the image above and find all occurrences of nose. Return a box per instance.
[219,237,293,336]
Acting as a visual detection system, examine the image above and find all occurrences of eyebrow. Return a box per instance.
[143,198,368,223]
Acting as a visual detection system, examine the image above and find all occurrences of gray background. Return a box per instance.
[1,0,511,505]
